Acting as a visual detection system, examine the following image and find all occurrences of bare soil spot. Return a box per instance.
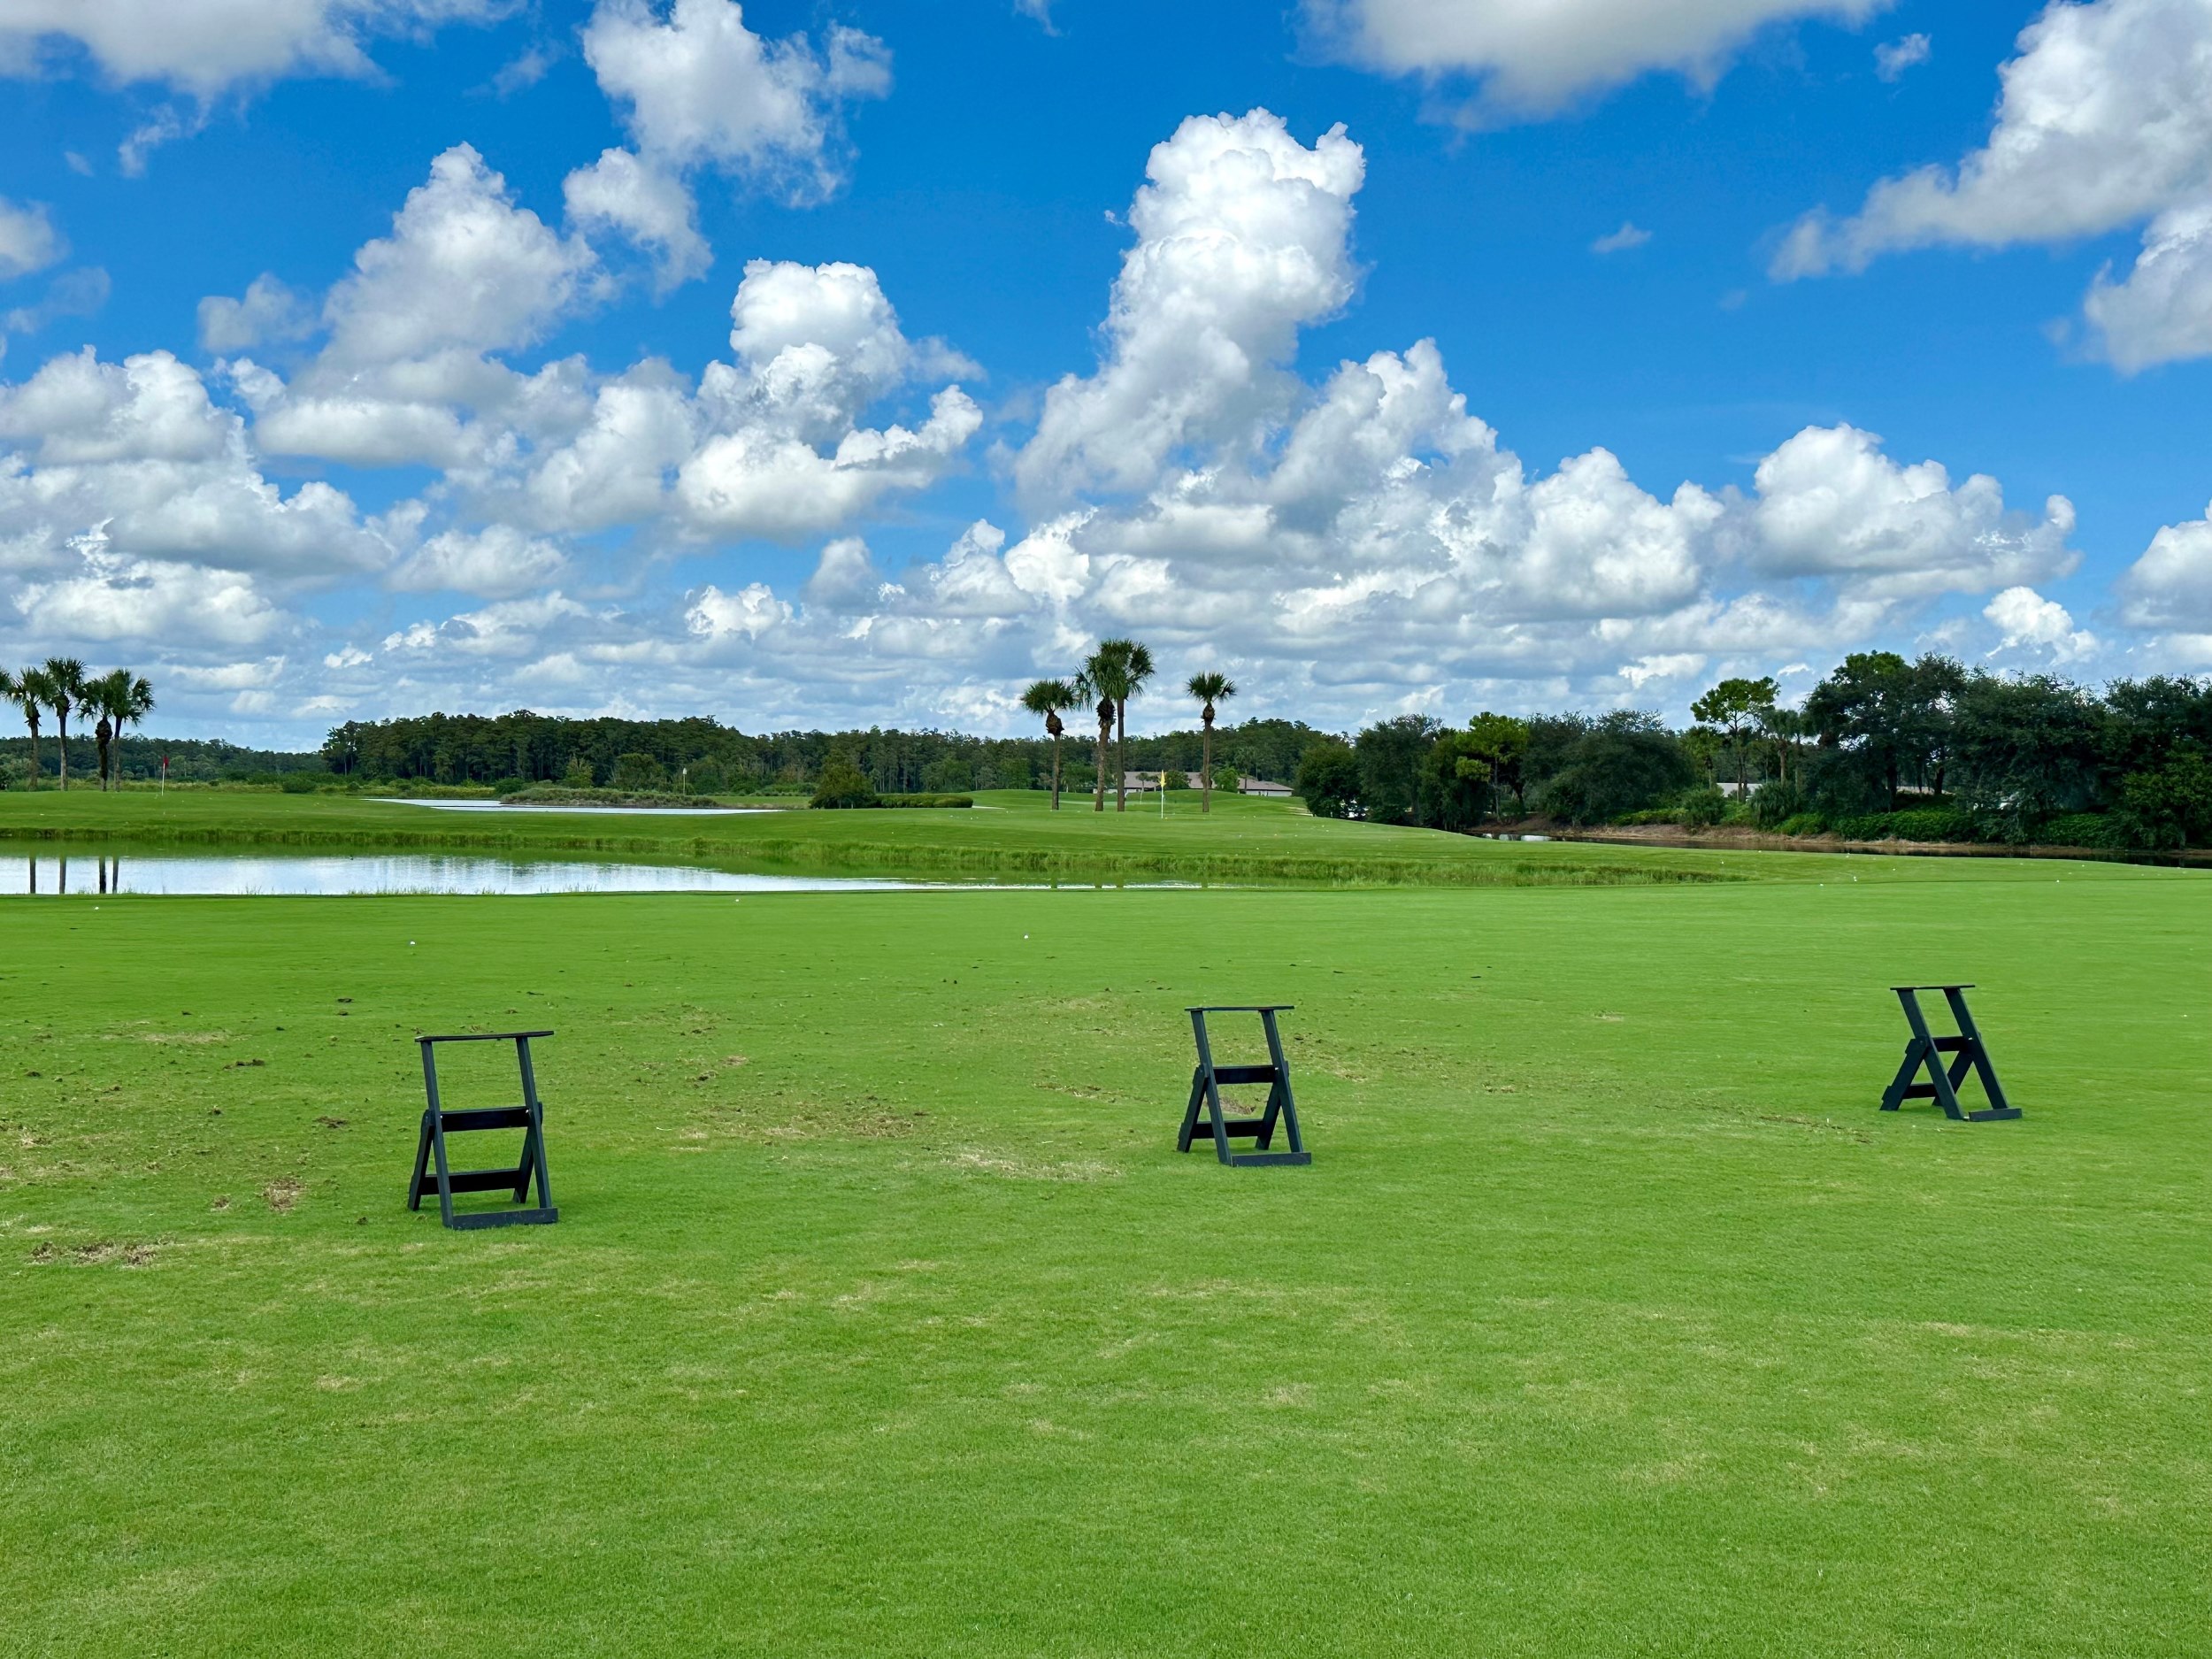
[31,1240,159,1266]
[946,1149,1118,1182]
[263,1177,304,1213]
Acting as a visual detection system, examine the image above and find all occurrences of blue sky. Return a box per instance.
[2,0,2209,746]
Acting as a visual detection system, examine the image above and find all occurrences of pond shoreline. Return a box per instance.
[1517,822,2212,869]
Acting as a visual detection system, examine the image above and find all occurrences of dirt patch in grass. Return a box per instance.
[262,1177,304,1213]
[945,1148,1119,1182]
[30,1240,160,1266]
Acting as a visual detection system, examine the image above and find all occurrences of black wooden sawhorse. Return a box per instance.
[409,1030,559,1228]
[1178,1005,1310,1167]
[1881,986,2018,1122]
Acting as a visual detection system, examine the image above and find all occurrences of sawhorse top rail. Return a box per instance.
[1179,1005,1310,1167]
[1881,985,2018,1122]
[410,1029,559,1229]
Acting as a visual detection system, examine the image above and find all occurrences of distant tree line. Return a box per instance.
[21,645,2208,851]
[1296,654,2212,850]
[0,734,326,788]
[321,710,1333,795]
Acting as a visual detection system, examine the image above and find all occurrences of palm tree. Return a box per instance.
[41,657,85,791]
[1019,679,1079,810]
[1073,647,1123,813]
[89,668,155,790]
[1186,671,1237,814]
[1106,638,1154,812]
[7,666,50,787]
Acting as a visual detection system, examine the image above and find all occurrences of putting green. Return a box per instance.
[2,855,2205,1655]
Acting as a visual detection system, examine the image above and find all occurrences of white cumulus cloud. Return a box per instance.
[1741,424,2077,599]
[1983,585,2097,660]
[242,143,601,468]
[2118,501,2212,629]
[196,274,315,354]
[564,0,892,280]
[562,147,710,291]
[1873,31,1931,81]
[0,196,63,280]
[392,524,569,599]
[1302,0,1887,113]
[1017,110,1364,502]
[0,347,388,578]
[2084,199,2212,369]
[0,0,513,98]
[1774,0,2212,280]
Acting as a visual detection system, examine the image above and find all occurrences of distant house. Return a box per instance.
[1239,776,1292,797]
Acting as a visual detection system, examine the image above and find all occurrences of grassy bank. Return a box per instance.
[0,788,1768,887]
[2,869,2207,1655]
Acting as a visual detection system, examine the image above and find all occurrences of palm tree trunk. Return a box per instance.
[56,710,68,789]
[1115,700,1126,811]
[1201,715,1213,814]
[22,716,38,788]
[1049,733,1062,809]
[1094,703,1110,811]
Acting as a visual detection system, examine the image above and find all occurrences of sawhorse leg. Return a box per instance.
[515,1034,554,1208]
[1256,1008,1303,1156]
[1889,988,1968,1119]
[1180,1011,1233,1164]
[1942,987,2013,1118]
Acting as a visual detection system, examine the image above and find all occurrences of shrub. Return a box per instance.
[1832,812,1896,841]
[687,757,727,795]
[2036,811,2130,850]
[1777,812,1828,837]
[877,794,974,809]
[278,772,322,794]
[1749,779,1806,830]
[562,757,596,788]
[489,776,526,797]
[1214,766,1240,795]
[1887,807,1977,843]
[1676,784,1728,827]
[810,761,879,810]
[611,752,667,791]
[1163,768,1188,790]
[2116,750,2212,849]
[1611,808,1678,826]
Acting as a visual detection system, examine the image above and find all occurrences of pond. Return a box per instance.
[7,851,922,896]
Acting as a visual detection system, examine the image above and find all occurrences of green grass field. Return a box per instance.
[2,801,2206,1656]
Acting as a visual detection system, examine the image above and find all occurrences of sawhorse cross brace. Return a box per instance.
[1178,1005,1311,1166]
[1881,986,2018,1122]
[409,1030,559,1228]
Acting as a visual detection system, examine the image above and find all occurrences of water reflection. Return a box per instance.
[15,852,921,896]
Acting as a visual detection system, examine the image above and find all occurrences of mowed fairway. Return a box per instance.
[2,857,2207,1655]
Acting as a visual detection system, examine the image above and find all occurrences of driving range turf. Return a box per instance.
[1,803,2206,1655]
